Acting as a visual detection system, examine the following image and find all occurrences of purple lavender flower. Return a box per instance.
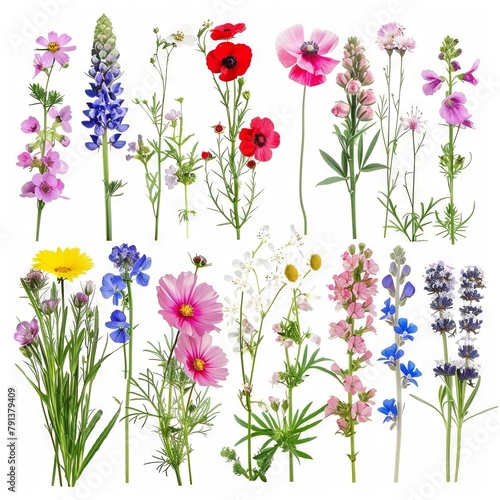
[109,244,140,273]
[433,362,457,377]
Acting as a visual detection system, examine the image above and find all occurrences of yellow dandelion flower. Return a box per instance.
[32,247,94,282]
[309,253,322,271]
[284,264,299,283]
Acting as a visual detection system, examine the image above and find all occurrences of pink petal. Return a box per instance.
[288,65,326,87]
[276,24,304,68]
[310,28,339,54]
[47,31,58,42]
[56,33,72,46]
[36,36,49,47]
[255,146,272,162]
[266,131,280,149]
[54,51,70,66]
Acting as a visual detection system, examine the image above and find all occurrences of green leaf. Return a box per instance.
[316,176,346,186]
[363,130,381,167]
[319,150,346,177]
[362,163,387,172]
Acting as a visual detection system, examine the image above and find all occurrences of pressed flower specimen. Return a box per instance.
[324,243,379,482]
[129,258,227,485]
[377,246,420,482]
[82,14,128,240]
[413,264,496,481]
[100,243,151,483]
[18,31,75,240]
[198,21,280,240]
[276,24,339,235]
[15,252,120,486]
[318,37,382,239]
[422,36,478,244]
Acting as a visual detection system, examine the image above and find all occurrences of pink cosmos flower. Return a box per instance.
[276,24,339,87]
[49,105,72,133]
[157,271,223,337]
[32,172,64,202]
[14,318,39,345]
[351,401,372,422]
[21,116,40,133]
[376,22,404,50]
[174,333,228,387]
[422,70,444,95]
[439,92,471,126]
[462,59,479,85]
[36,31,76,67]
[33,53,46,77]
[325,395,340,417]
[42,148,68,174]
[343,375,364,395]
[347,335,366,354]
[16,152,33,168]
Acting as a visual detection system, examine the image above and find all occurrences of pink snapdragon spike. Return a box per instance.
[276,24,339,87]
[422,69,444,95]
[174,333,228,387]
[36,31,76,67]
[49,105,72,133]
[462,59,480,85]
[157,271,223,337]
[439,91,471,126]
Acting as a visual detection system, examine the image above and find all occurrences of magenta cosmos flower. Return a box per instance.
[175,333,229,387]
[440,91,471,125]
[276,24,339,87]
[157,271,223,337]
[36,31,76,67]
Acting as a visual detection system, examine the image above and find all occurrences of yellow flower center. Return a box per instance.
[48,41,60,53]
[310,254,322,271]
[174,31,185,42]
[284,264,299,283]
[193,358,205,371]
[179,304,194,317]
[54,267,71,273]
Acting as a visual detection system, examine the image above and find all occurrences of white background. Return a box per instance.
[2,0,499,499]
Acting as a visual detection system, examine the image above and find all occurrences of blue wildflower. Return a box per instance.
[393,318,418,342]
[400,281,415,301]
[431,315,456,335]
[378,398,398,424]
[131,255,152,287]
[459,316,482,334]
[105,309,130,343]
[380,298,395,320]
[430,295,454,312]
[378,343,405,366]
[100,273,126,305]
[458,344,479,360]
[433,362,457,377]
[424,261,455,294]
[382,274,395,294]
[109,243,140,273]
[457,366,479,381]
[400,360,422,387]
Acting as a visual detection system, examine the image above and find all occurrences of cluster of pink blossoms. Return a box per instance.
[324,243,379,435]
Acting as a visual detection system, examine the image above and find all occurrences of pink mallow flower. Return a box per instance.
[36,31,76,67]
[14,318,39,345]
[461,59,479,86]
[347,301,365,319]
[174,333,228,387]
[351,401,372,422]
[343,375,364,395]
[49,105,72,133]
[21,116,40,133]
[276,24,339,87]
[422,70,444,96]
[32,172,64,202]
[439,92,471,126]
[157,271,223,337]
[329,319,351,339]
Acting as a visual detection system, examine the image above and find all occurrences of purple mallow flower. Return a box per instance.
[14,318,39,346]
[422,69,444,95]
[439,91,471,126]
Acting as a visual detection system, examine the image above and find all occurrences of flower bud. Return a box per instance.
[336,72,348,88]
[22,270,46,291]
[346,79,361,95]
[213,122,225,133]
[358,89,376,106]
[331,101,350,118]
[269,396,280,412]
[192,254,208,268]
[360,70,375,86]
[84,281,95,295]
[73,292,89,308]
[41,298,60,315]
[357,105,374,121]
[246,159,256,169]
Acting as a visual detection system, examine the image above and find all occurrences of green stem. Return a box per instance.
[124,280,134,483]
[348,347,356,482]
[184,183,190,239]
[411,130,417,242]
[448,123,455,245]
[298,85,308,235]
[383,53,392,238]
[102,129,112,241]
[393,255,402,482]
[349,96,357,239]
[183,385,195,485]
[441,331,451,482]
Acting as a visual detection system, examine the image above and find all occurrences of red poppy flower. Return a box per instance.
[210,23,246,41]
[239,117,280,162]
[206,42,252,82]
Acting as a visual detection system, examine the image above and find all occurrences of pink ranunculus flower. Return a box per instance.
[36,31,76,67]
[343,375,364,395]
[49,105,72,133]
[276,24,340,87]
[325,395,340,417]
[422,69,444,95]
[356,105,374,121]
[346,79,361,95]
[358,89,376,106]
[461,59,479,86]
[331,101,350,118]
[157,271,223,337]
[16,152,33,168]
[351,401,372,422]
[21,116,40,133]
[174,333,228,387]
[14,318,39,345]
[32,172,64,202]
[439,91,471,126]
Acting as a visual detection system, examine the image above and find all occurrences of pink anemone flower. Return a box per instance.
[276,24,339,87]
[175,333,229,387]
[36,31,76,67]
[157,271,223,337]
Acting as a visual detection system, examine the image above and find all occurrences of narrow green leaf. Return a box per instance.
[362,163,387,172]
[316,176,346,186]
[319,149,345,177]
